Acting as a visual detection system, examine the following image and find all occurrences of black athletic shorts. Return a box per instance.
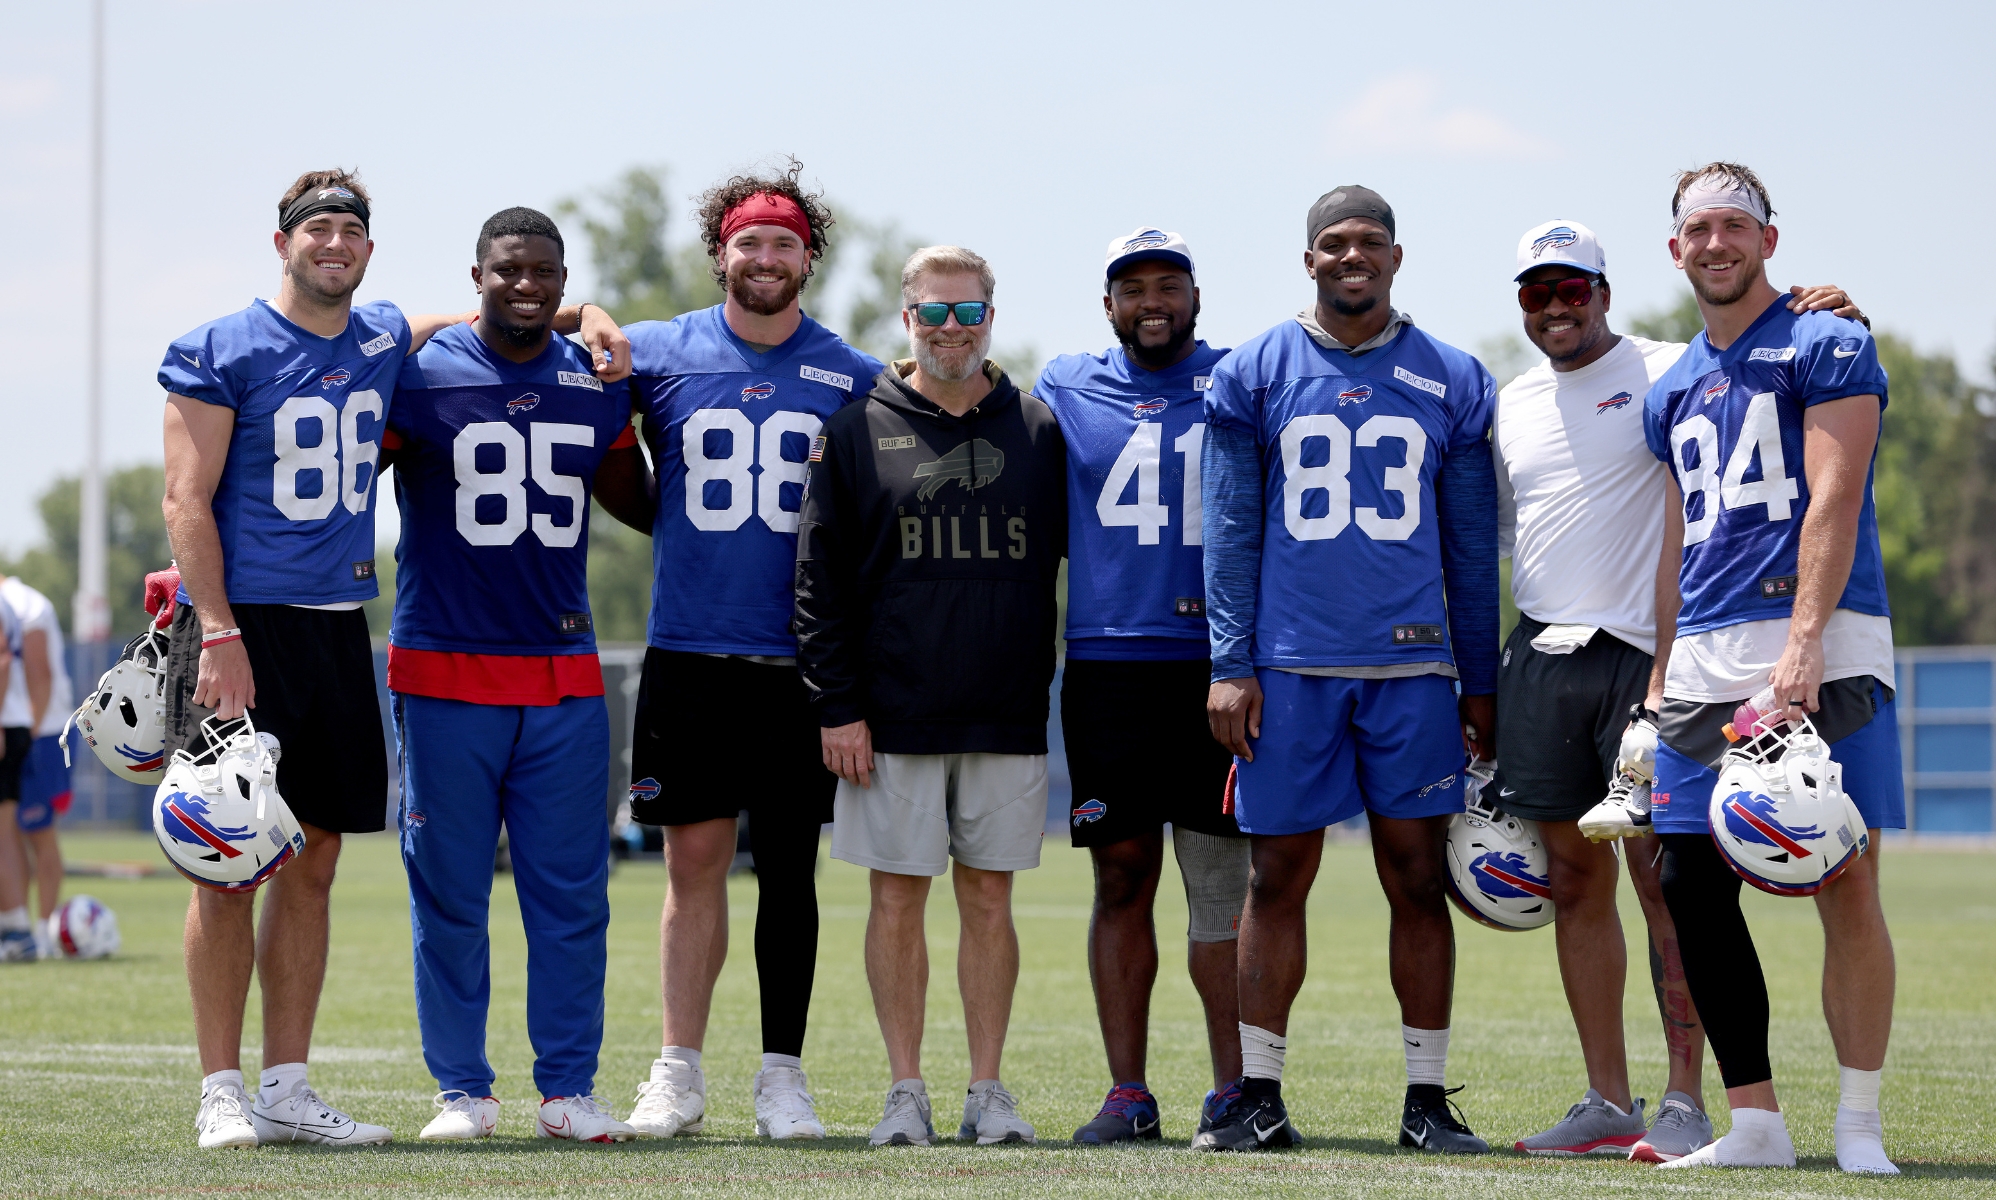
[1491,615,1653,823]
[1060,657,1240,848]
[627,649,834,827]
[165,603,389,834]
[0,726,29,802]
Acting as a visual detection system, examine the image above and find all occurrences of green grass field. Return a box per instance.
[3,830,1993,1198]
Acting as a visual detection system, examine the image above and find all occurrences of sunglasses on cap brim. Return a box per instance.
[1517,276,1595,314]
[908,302,990,327]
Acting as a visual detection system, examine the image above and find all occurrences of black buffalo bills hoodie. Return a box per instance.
[795,360,1067,754]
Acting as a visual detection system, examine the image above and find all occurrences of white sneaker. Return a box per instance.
[1579,773,1652,841]
[959,1079,1035,1144]
[196,1083,259,1149]
[1658,1109,1794,1169]
[1835,1106,1899,1175]
[536,1094,636,1143]
[251,1084,392,1146]
[629,1062,705,1138]
[420,1091,500,1141]
[871,1079,935,1146]
[755,1065,826,1139]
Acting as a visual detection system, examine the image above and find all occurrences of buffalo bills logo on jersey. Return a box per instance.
[158,792,253,858]
[1530,226,1579,258]
[741,382,776,402]
[1470,850,1553,900]
[629,777,662,803]
[1133,398,1168,419]
[1597,391,1633,414]
[1122,229,1170,252]
[507,393,541,415]
[405,810,427,829]
[1719,790,1823,858]
[1337,383,1373,406]
[116,743,165,773]
[320,368,352,389]
[1073,799,1108,825]
[1702,377,1731,405]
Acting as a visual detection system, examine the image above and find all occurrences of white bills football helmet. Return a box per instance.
[63,631,171,783]
[1708,717,1868,896]
[152,715,304,893]
[1445,762,1555,931]
[47,894,121,959]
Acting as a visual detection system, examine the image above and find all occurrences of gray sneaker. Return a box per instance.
[1515,1089,1647,1156]
[871,1079,935,1147]
[959,1079,1035,1144]
[1630,1092,1714,1163]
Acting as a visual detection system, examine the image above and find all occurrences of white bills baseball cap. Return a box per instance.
[1514,219,1606,280]
[1105,228,1194,284]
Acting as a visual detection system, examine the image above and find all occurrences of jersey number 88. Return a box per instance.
[682,409,823,534]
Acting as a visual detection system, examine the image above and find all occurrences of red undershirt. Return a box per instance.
[383,421,637,707]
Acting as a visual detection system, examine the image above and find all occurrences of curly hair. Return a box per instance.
[694,157,834,288]
[1672,161,1776,224]
[277,168,370,224]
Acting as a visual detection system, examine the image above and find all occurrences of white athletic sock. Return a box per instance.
[1838,1065,1882,1113]
[202,1069,245,1097]
[1835,1104,1898,1174]
[1402,1025,1448,1087]
[260,1061,308,1100]
[0,906,28,932]
[656,1046,702,1084]
[1665,1106,1795,1168]
[1239,1022,1286,1082]
[761,1052,803,1073]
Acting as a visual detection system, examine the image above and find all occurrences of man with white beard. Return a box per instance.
[795,246,1069,1148]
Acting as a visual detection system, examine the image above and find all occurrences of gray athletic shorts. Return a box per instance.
[830,752,1046,876]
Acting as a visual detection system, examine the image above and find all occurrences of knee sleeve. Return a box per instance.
[749,813,822,1057]
[1173,827,1250,943]
[1659,834,1771,1089]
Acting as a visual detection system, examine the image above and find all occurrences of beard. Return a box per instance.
[1542,318,1612,367]
[728,260,804,316]
[1688,252,1764,307]
[912,325,992,383]
[1328,291,1380,318]
[285,247,364,305]
[489,310,547,348]
[1111,299,1200,370]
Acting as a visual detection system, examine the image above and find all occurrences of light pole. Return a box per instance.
[74,0,108,646]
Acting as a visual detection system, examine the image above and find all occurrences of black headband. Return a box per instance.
[280,186,370,233]
[1307,185,1394,247]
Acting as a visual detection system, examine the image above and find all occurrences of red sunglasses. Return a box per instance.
[1517,276,1595,314]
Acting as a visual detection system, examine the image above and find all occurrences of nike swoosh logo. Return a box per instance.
[1832,348,1858,358]
[544,1115,571,1136]
[1404,1122,1428,1147]
[1498,789,1516,798]
[1252,1116,1284,1143]
[1134,1116,1159,1135]
[1405,1039,1422,1047]
[181,352,201,368]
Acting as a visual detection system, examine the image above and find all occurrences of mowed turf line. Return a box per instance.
[2,829,1991,1198]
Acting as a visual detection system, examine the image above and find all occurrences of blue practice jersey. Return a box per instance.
[1038,342,1229,661]
[1644,303,1889,637]
[1206,321,1496,672]
[629,306,884,656]
[388,325,632,655]
[158,299,410,605]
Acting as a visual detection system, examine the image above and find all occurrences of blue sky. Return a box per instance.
[3,0,1990,553]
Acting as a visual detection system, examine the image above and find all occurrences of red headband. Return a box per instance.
[718,192,812,247]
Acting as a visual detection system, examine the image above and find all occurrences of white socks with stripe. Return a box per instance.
[1835,1066,1898,1175]
[1238,1023,1286,1083]
[1403,1025,1448,1087]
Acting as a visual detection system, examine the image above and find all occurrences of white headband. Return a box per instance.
[1673,176,1769,236]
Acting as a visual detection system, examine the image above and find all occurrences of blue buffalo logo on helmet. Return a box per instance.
[1531,226,1580,258]
[1470,850,1553,900]
[116,742,165,773]
[1702,377,1731,405]
[1123,229,1170,252]
[1132,398,1167,419]
[1719,790,1824,858]
[629,777,663,803]
[1337,383,1373,407]
[158,792,256,859]
[1072,799,1108,825]
[741,382,776,402]
[507,393,541,415]
[320,368,352,389]
[1596,391,1633,414]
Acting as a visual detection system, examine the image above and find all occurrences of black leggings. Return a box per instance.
[747,811,823,1058]
[1658,834,1772,1089]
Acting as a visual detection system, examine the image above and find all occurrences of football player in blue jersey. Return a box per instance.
[158,169,627,1149]
[1194,187,1499,1154]
[1640,164,1901,1175]
[1036,230,1249,1144]
[618,162,884,1141]
[384,207,654,1145]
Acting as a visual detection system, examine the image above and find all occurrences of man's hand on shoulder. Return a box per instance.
[1207,677,1262,761]
[1786,284,1868,329]
[578,305,632,382]
[822,720,874,787]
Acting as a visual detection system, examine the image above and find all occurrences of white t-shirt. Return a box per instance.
[1,578,74,736]
[1495,335,1685,655]
[1665,609,1896,704]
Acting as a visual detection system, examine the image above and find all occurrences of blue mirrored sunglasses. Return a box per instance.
[908,301,989,327]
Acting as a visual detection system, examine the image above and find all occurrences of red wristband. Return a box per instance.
[201,628,243,649]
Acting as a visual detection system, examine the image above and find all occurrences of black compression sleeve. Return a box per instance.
[1659,834,1772,1089]
[748,811,824,1058]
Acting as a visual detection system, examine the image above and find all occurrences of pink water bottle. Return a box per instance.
[1722,684,1787,743]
